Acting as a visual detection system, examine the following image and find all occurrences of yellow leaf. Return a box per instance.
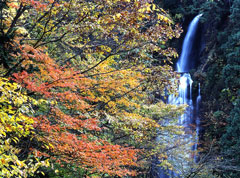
[116,13,121,19]
[152,4,156,11]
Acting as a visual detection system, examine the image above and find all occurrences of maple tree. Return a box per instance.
[0,0,183,177]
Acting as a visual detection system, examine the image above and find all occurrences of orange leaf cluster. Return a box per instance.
[12,43,139,176]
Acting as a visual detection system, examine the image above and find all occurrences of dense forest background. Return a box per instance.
[0,0,239,177]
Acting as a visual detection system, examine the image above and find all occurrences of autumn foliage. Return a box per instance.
[0,0,182,177]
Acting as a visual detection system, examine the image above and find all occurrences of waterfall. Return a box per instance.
[173,13,202,176]
[177,14,202,73]
[175,14,202,159]
[155,14,202,178]
[174,14,202,176]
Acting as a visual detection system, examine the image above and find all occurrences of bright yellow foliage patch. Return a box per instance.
[0,78,49,178]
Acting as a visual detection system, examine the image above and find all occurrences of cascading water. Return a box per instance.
[177,14,203,73]
[194,83,201,162]
[174,13,202,159]
[155,14,202,178]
